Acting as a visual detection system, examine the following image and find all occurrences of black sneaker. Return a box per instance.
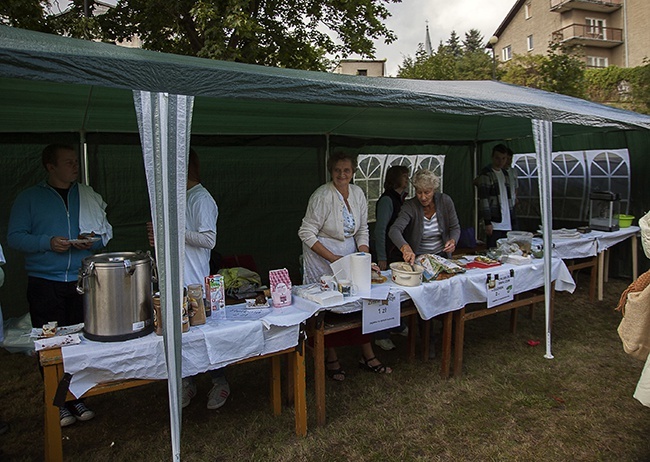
[69,402,95,422]
[60,407,76,427]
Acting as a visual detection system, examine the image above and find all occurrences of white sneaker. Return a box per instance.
[182,378,197,408]
[375,338,397,351]
[207,378,230,410]
[393,326,409,337]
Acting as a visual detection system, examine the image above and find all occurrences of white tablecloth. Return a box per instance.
[292,257,575,321]
[62,303,315,398]
[550,226,639,260]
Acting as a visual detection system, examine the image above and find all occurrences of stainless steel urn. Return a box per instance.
[77,251,156,342]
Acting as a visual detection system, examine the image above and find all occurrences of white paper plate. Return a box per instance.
[67,236,101,244]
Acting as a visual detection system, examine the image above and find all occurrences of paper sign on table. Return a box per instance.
[362,292,400,334]
[486,270,514,308]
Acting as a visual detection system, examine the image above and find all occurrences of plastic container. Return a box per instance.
[506,231,533,254]
[615,214,634,228]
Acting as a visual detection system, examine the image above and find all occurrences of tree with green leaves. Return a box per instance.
[462,29,484,54]
[445,30,462,58]
[501,41,585,97]
[397,30,492,80]
[1,0,400,71]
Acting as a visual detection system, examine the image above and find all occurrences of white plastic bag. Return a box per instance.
[640,210,650,259]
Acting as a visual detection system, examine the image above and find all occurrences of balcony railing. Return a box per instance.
[553,24,623,47]
[550,0,623,13]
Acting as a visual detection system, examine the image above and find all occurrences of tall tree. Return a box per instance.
[0,0,50,32]
[462,29,484,54]
[446,30,462,58]
[31,0,400,71]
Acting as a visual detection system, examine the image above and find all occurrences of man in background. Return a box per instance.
[477,144,513,249]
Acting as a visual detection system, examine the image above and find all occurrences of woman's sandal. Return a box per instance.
[326,359,346,382]
[358,356,392,374]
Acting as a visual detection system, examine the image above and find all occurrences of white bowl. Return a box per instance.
[390,262,424,287]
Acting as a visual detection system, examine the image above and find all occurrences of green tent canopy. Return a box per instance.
[3,25,650,460]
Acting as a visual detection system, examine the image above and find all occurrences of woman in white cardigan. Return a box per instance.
[299,152,392,380]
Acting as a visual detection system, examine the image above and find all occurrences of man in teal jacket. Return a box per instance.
[7,144,110,427]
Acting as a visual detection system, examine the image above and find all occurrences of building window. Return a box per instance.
[586,18,606,40]
[502,45,512,61]
[524,2,531,19]
[586,56,608,68]
[357,69,368,76]
[527,35,534,51]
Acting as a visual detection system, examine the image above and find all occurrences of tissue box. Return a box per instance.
[269,268,292,307]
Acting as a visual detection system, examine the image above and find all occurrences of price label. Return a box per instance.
[487,270,515,308]
[362,292,400,334]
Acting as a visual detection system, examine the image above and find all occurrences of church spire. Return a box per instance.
[425,21,433,56]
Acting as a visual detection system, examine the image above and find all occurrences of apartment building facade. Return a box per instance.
[491,0,649,68]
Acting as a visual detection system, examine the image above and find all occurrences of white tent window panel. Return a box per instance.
[512,153,539,219]
[585,149,630,215]
[551,152,588,221]
[357,154,445,222]
[513,148,630,222]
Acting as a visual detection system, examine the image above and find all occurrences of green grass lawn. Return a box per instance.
[1,276,649,461]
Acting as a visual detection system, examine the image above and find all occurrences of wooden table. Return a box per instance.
[39,340,307,461]
[599,232,638,300]
[305,300,445,426]
[551,227,639,301]
[451,282,555,377]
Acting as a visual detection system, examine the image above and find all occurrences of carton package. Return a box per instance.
[205,274,226,319]
[269,268,292,307]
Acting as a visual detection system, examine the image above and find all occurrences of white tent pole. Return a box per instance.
[472,142,479,242]
[79,130,89,186]
[532,119,554,360]
[133,90,194,461]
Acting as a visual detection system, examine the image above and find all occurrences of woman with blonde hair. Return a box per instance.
[389,169,460,264]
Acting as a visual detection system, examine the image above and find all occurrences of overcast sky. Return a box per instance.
[365,0,516,76]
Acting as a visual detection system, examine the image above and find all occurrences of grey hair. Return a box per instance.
[411,169,440,191]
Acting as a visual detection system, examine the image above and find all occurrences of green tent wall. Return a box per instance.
[2,25,650,318]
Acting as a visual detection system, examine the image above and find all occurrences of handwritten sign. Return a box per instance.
[486,270,515,308]
[362,292,400,334]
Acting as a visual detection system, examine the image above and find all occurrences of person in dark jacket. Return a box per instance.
[477,144,513,249]
[373,165,409,351]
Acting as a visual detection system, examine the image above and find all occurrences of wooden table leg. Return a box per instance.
[632,234,638,280]
[312,313,326,427]
[440,312,452,379]
[422,319,431,362]
[598,251,605,301]
[604,249,610,283]
[407,313,417,362]
[452,308,466,378]
[588,256,597,302]
[43,360,64,462]
[270,356,282,416]
[292,342,308,437]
